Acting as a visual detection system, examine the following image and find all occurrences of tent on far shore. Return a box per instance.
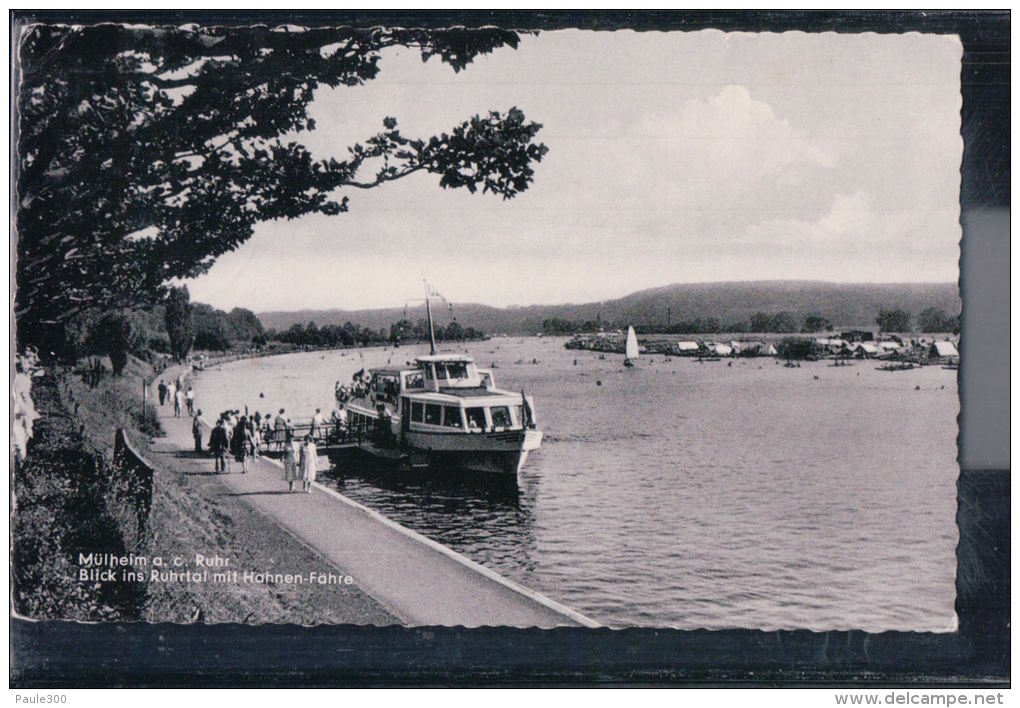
[929,340,959,359]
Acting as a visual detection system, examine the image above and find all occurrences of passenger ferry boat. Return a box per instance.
[341,286,543,477]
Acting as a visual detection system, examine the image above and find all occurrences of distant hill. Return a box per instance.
[257,281,960,335]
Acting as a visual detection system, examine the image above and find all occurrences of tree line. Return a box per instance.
[272,317,487,348]
[544,307,960,336]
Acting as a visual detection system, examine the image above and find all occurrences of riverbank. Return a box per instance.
[12,354,396,625]
[155,366,595,628]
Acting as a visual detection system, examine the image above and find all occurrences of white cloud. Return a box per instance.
[634,85,836,171]
[567,85,841,221]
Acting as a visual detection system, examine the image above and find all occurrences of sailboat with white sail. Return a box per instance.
[624,326,639,368]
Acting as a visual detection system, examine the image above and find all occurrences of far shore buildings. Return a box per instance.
[565,329,959,363]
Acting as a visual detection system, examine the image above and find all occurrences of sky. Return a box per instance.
[185,30,963,312]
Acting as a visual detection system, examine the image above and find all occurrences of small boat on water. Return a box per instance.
[623,326,639,368]
[341,283,543,477]
[876,362,917,372]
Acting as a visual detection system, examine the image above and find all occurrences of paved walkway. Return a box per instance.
[147,371,596,628]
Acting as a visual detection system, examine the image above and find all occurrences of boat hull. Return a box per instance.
[333,428,543,477]
[409,428,543,476]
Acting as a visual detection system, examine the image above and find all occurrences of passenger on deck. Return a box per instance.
[466,409,485,431]
[331,407,346,438]
[310,408,326,441]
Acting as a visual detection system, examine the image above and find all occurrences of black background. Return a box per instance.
[9,10,1010,687]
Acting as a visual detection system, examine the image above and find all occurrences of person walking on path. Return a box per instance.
[299,435,318,493]
[248,416,261,460]
[158,380,167,406]
[185,386,195,416]
[232,416,254,474]
[273,408,289,451]
[209,418,230,473]
[174,387,185,418]
[192,410,204,453]
[283,432,300,493]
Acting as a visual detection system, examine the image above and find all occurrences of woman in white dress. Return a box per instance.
[283,432,299,493]
[299,435,318,493]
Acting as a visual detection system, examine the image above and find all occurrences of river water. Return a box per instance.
[192,336,959,631]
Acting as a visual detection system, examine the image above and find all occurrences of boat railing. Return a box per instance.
[257,419,365,450]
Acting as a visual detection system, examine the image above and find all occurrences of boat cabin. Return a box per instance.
[407,354,493,392]
[352,354,535,437]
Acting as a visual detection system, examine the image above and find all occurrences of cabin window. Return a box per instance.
[411,401,424,423]
[446,362,469,379]
[465,407,486,431]
[443,406,463,429]
[405,372,424,389]
[424,404,442,426]
[490,406,512,428]
[434,362,448,380]
[479,371,493,388]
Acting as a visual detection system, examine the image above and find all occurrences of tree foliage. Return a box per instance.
[802,313,832,333]
[916,307,958,334]
[89,311,139,375]
[164,286,194,362]
[749,312,771,333]
[15,24,548,354]
[750,311,798,333]
[876,308,912,333]
[190,303,265,351]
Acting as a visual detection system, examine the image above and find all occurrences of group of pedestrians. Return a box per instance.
[199,407,317,492]
[282,432,317,493]
[165,372,323,492]
[205,411,260,474]
[157,375,195,418]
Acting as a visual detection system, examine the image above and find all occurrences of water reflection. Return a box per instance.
[319,450,540,579]
[193,337,959,630]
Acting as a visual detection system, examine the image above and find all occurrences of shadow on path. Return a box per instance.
[221,490,298,497]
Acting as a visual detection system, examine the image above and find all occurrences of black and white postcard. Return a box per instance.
[10,12,1008,688]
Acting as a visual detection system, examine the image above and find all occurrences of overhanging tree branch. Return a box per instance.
[14,23,547,356]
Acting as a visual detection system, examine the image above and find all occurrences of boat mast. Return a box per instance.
[424,280,437,354]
